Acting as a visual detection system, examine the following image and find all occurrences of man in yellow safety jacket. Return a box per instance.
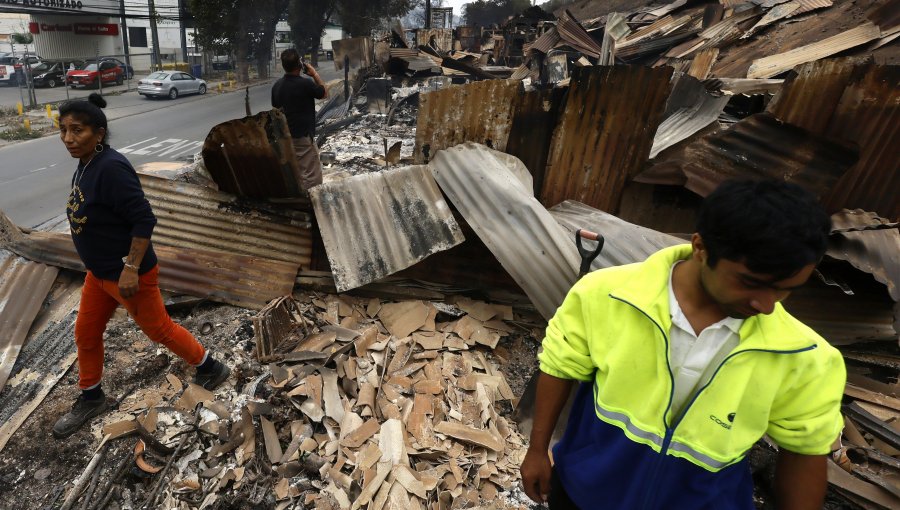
[521,180,845,509]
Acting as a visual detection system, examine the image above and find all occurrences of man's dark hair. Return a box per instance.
[696,180,831,280]
[281,48,300,72]
[59,93,109,144]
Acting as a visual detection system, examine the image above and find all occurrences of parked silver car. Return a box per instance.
[137,71,207,99]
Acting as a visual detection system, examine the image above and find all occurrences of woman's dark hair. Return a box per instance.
[59,93,109,144]
[696,179,831,280]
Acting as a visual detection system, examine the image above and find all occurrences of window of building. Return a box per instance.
[275,32,291,44]
[129,27,148,48]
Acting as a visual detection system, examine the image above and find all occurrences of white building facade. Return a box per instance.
[0,0,190,71]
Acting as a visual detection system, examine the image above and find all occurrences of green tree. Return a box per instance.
[10,33,33,44]
[189,0,289,82]
[287,0,336,66]
[337,0,416,36]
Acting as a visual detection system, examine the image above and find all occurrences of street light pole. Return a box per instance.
[178,0,188,64]
[148,0,162,70]
[119,0,132,79]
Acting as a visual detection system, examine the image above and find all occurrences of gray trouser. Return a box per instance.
[291,136,323,191]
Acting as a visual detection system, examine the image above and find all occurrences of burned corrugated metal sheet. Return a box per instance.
[687,47,719,79]
[557,10,606,58]
[332,37,373,70]
[767,58,900,219]
[867,0,900,34]
[416,28,454,53]
[541,65,674,214]
[0,251,58,392]
[310,165,464,293]
[529,27,561,54]
[138,174,312,269]
[431,143,580,319]
[660,112,859,199]
[747,22,881,78]
[202,109,304,200]
[549,200,681,269]
[0,210,296,310]
[650,73,731,158]
[414,80,521,163]
[827,210,900,302]
[704,77,784,95]
[506,86,567,195]
[784,273,898,345]
[743,0,834,39]
[0,310,76,452]
[711,0,870,78]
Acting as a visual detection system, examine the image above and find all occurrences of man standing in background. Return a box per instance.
[272,48,328,191]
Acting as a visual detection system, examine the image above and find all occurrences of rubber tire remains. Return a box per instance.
[198,84,206,95]
[169,87,178,100]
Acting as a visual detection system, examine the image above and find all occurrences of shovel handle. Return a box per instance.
[575,229,604,278]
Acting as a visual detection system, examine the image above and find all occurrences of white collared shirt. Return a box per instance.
[668,262,744,418]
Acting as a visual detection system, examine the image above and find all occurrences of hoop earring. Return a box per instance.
[94,143,104,153]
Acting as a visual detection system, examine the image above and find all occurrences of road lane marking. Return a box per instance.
[118,137,158,154]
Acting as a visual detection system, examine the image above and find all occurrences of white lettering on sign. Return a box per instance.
[0,0,85,10]
[118,138,203,159]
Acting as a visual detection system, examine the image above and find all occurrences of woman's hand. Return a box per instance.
[118,266,139,298]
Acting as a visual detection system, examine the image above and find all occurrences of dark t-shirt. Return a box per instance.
[271,74,326,139]
[67,147,158,281]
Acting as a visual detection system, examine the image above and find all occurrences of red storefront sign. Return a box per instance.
[73,23,119,36]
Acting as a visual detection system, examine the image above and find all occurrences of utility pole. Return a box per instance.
[119,0,132,77]
[425,0,432,29]
[178,0,188,64]
[148,0,162,70]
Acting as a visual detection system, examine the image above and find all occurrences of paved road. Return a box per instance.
[1,84,274,228]
[1,64,343,229]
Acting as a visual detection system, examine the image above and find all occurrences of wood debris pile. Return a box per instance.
[95,294,529,509]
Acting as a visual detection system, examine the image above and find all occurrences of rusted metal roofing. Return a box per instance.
[667,112,859,198]
[711,0,866,78]
[784,274,898,345]
[650,73,730,158]
[310,165,464,292]
[0,251,58,392]
[767,58,900,219]
[743,0,834,39]
[827,210,900,302]
[549,200,681,269]
[557,9,606,58]
[867,0,900,34]
[0,210,296,310]
[431,143,580,319]
[414,80,522,163]
[138,173,312,269]
[202,109,304,200]
[529,27,561,54]
[541,64,673,214]
[506,86,567,194]
[687,47,719,79]
[747,22,881,78]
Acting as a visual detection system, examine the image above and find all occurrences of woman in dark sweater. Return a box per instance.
[53,93,230,439]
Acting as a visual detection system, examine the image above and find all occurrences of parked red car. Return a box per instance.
[66,60,123,88]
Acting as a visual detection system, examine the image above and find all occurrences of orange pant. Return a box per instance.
[75,265,205,389]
